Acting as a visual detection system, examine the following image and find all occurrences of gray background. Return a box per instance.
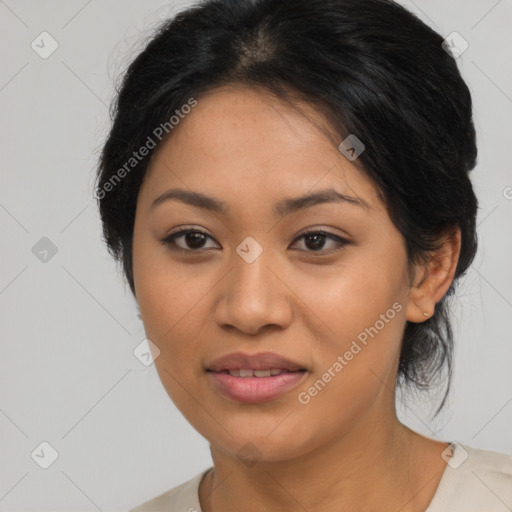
[1,0,511,510]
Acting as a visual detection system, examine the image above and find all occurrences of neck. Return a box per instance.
[199,404,449,512]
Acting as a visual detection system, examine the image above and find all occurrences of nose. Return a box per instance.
[215,243,293,336]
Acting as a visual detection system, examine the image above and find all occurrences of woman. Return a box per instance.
[95,0,512,510]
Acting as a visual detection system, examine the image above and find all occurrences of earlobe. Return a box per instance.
[405,263,434,323]
[405,226,461,323]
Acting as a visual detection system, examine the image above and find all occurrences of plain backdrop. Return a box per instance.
[1,0,511,510]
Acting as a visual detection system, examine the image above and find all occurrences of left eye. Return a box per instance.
[161,229,348,254]
[292,230,349,253]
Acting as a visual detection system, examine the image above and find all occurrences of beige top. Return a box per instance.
[129,443,512,511]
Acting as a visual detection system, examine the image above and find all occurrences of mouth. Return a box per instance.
[213,368,305,377]
[206,351,307,373]
[205,352,309,404]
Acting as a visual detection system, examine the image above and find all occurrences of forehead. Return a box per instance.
[140,85,382,213]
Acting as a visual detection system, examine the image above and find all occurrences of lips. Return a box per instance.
[206,352,308,404]
[206,351,307,373]
[223,368,291,377]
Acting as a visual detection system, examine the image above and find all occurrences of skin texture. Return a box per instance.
[132,84,461,511]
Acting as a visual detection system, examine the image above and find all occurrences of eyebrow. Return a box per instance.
[150,187,372,216]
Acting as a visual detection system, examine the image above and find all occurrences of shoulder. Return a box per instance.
[427,443,512,512]
[129,467,212,512]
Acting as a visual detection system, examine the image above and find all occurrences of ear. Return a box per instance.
[406,226,462,323]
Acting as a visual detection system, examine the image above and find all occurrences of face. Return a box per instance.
[132,85,414,462]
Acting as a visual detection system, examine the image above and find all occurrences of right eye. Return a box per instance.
[161,228,220,252]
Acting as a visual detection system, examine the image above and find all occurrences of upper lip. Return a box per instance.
[206,351,307,372]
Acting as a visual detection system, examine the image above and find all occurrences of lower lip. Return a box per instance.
[207,371,307,404]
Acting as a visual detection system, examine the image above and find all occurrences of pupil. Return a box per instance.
[186,232,206,249]
[183,233,327,250]
[305,233,326,250]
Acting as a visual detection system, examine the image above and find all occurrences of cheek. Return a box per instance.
[294,301,405,440]
[135,262,212,413]
[136,266,211,355]
[133,230,207,334]
[295,253,405,339]
[132,240,211,380]
[293,257,407,401]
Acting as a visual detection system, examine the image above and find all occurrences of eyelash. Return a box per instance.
[161,227,349,255]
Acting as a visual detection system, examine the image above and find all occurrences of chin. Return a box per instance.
[202,419,318,464]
